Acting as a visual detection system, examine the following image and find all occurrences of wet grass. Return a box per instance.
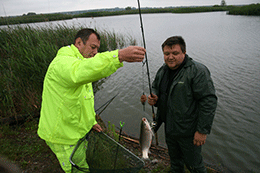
[0,119,63,172]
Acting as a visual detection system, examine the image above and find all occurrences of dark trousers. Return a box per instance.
[165,133,207,173]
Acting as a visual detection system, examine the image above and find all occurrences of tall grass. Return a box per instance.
[0,24,137,121]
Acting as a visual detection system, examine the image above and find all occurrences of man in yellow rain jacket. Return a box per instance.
[37,28,145,172]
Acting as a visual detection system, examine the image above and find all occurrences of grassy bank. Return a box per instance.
[1,4,259,26]
[0,25,136,123]
[0,119,63,172]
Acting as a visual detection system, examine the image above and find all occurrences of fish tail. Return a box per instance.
[142,150,149,160]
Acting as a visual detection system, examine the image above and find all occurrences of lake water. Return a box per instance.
[5,12,260,172]
[91,12,260,173]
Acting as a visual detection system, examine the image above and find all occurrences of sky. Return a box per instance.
[1,0,260,17]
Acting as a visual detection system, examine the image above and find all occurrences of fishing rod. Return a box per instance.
[95,93,119,116]
[137,0,158,146]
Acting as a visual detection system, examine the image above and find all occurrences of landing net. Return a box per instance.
[70,130,144,173]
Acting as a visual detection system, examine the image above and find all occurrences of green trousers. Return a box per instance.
[165,133,207,173]
[46,140,89,173]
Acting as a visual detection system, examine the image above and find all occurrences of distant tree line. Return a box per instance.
[0,4,259,26]
[0,13,73,26]
[24,12,37,16]
[227,3,260,15]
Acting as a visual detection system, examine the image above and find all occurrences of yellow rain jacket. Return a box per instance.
[38,44,123,145]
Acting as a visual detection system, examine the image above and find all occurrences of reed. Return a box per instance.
[0,24,137,121]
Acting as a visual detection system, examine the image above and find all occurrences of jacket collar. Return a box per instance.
[70,44,84,60]
[183,54,193,68]
[57,44,84,60]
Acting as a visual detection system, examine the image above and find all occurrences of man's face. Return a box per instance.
[76,33,100,58]
[163,44,186,70]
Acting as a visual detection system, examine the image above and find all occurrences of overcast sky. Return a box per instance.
[1,0,259,16]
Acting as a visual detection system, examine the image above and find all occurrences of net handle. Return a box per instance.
[69,131,90,170]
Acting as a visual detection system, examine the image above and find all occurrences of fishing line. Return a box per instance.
[137,0,158,146]
[137,0,154,114]
[95,93,119,116]
[142,64,145,112]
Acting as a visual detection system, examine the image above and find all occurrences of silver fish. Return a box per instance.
[139,117,154,160]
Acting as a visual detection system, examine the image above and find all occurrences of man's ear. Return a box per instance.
[74,37,83,48]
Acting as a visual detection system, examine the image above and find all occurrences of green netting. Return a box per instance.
[70,131,144,173]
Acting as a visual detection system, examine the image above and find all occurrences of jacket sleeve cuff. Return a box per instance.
[110,50,124,68]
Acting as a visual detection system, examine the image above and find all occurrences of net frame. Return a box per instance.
[70,131,145,173]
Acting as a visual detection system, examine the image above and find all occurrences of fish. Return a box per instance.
[139,117,154,160]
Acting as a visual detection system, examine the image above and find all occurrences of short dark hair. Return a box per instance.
[161,36,186,53]
[74,28,100,44]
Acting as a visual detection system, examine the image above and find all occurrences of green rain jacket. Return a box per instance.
[153,55,217,136]
[38,44,123,145]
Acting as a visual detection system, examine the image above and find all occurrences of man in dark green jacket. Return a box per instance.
[142,36,217,172]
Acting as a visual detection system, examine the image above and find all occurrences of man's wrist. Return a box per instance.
[118,49,123,63]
